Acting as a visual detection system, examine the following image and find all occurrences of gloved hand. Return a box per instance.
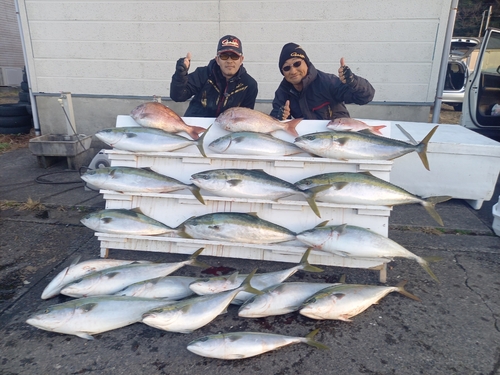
[176,52,192,75]
[338,57,355,86]
[277,100,291,121]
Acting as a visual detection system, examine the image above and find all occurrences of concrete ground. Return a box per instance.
[0,147,499,375]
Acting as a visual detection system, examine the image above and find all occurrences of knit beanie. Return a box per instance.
[278,43,310,75]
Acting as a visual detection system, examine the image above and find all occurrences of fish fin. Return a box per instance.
[106,272,121,279]
[416,125,439,170]
[282,118,302,137]
[299,248,323,273]
[395,280,422,301]
[78,303,98,313]
[130,207,145,215]
[141,167,154,172]
[246,212,259,218]
[188,248,210,268]
[359,171,376,177]
[68,254,82,268]
[416,257,442,283]
[76,332,95,340]
[196,124,210,157]
[188,184,206,205]
[338,315,353,322]
[338,274,347,283]
[358,128,374,135]
[333,223,348,234]
[125,133,138,139]
[370,125,387,135]
[304,184,333,218]
[238,269,263,296]
[228,271,240,283]
[101,217,113,224]
[305,329,329,350]
[336,137,350,146]
[227,179,243,187]
[314,220,330,228]
[421,196,451,226]
[186,124,207,141]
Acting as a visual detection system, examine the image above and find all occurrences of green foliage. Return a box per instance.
[455,0,500,37]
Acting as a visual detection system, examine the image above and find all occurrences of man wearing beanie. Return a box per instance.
[270,42,374,121]
[170,35,258,117]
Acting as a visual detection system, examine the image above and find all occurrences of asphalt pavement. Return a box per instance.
[1,147,499,375]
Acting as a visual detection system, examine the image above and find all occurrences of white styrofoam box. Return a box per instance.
[493,202,500,236]
[390,121,500,210]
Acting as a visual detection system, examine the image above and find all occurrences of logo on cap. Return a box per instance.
[221,38,240,48]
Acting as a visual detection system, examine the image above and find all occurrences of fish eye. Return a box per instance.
[202,175,210,180]
[200,337,209,342]
[304,135,316,140]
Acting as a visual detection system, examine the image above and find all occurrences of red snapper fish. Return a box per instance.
[130,102,206,140]
[327,117,386,135]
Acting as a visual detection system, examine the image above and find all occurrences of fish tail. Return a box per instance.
[283,118,302,137]
[421,196,452,226]
[299,248,323,273]
[196,124,211,157]
[371,125,386,135]
[416,256,443,283]
[189,184,206,205]
[395,280,422,301]
[238,269,263,296]
[303,184,332,219]
[186,125,207,140]
[304,329,329,350]
[188,248,210,268]
[416,125,439,171]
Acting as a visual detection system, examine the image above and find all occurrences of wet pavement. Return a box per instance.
[1,147,499,375]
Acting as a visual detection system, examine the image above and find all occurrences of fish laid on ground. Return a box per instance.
[26,296,175,340]
[296,223,440,282]
[187,329,328,359]
[141,270,262,333]
[177,212,297,244]
[294,125,438,170]
[189,248,323,305]
[299,280,420,321]
[81,166,205,204]
[294,171,451,226]
[130,102,206,140]
[80,208,176,235]
[115,275,198,300]
[326,118,386,135]
[95,126,207,156]
[60,248,208,297]
[214,107,301,137]
[208,131,305,156]
[41,256,152,300]
[190,169,329,218]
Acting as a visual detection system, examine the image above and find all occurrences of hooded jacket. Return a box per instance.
[270,63,375,120]
[170,59,258,117]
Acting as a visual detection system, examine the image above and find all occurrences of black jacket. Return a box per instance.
[270,63,375,120]
[170,59,258,117]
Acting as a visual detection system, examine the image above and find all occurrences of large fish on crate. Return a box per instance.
[187,329,328,359]
[80,208,176,235]
[326,117,386,135]
[299,280,420,321]
[95,126,207,156]
[80,166,205,204]
[294,171,451,226]
[189,248,323,305]
[176,212,297,244]
[208,131,305,156]
[60,248,208,298]
[41,255,152,300]
[26,296,175,340]
[141,270,262,333]
[130,102,206,140]
[190,168,330,218]
[214,107,301,137]
[296,223,441,282]
[294,125,438,170]
[115,275,198,300]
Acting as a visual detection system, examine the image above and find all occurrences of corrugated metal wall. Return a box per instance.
[0,0,25,69]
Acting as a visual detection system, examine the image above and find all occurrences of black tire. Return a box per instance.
[21,81,29,92]
[0,115,32,128]
[0,124,32,135]
[18,91,30,103]
[0,103,29,117]
[453,103,463,112]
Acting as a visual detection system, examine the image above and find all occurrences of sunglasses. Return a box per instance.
[282,60,302,72]
[218,53,241,61]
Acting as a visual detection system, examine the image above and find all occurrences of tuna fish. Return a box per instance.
[60,248,208,297]
[294,125,439,170]
[208,131,305,156]
[190,169,329,218]
[41,256,152,300]
[114,275,198,300]
[95,126,207,156]
[26,296,175,340]
[81,166,205,204]
[130,102,206,140]
[326,118,386,135]
[189,248,323,305]
[294,171,451,226]
[187,329,328,359]
[299,280,420,321]
[214,107,301,137]
[296,223,440,282]
[177,212,297,244]
[80,208,176,235]
[141,270,262,333]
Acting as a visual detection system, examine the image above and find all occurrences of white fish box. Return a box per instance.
[493,200,500,236]
[390,122,500,210]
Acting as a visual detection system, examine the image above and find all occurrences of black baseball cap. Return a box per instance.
[217,35,243,55]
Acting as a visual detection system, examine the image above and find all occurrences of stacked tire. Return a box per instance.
[0,66,33,135]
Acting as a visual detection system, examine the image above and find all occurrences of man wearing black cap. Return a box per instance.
[270,43,374,121]
[170,35,258,117]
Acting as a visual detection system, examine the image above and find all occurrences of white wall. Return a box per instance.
[17,0,452,135]
[0,0,25,78]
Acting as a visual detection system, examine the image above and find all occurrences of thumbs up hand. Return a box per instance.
[278,100,291,121]
[338,57,354,85]
[176,52,192,75]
